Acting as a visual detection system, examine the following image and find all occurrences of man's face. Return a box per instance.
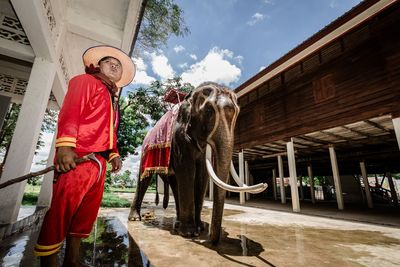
[99,57,123,83]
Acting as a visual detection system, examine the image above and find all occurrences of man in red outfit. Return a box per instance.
[34,45,135,267]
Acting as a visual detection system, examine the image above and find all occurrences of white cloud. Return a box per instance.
[120,146,142,183]
[263,0,274,4]
[247,12,265,26]
[189,54,197,60]
[178,62,188,69]
[259,66,266,72]
[235,55,244,65]
[31,132,54,172]
[181,47,241,87]
[150,52,175,80]
[132,57,156,85]
[173,45,185,53]
[329,0,337,8]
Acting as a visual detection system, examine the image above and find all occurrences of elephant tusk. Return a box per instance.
[206,159,267,193]
[206,145,267,193]
[230,161,243,186]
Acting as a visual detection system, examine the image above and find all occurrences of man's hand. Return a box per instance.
[110,157,122,173]
[55,147,78,172]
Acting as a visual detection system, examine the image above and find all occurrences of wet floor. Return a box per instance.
[126,200,400,267]
[1,197,400,266]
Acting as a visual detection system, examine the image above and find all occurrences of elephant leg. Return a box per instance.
[209,187,226,245]
[167,174,180,229]
[128,176,151,221]
[162,176,170,209]
[175,167,198,237]
[194,160,208,232]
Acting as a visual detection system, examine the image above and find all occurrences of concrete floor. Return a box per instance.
[1,194,400,266]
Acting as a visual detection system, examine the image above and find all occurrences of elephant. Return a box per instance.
[128,82,267,245]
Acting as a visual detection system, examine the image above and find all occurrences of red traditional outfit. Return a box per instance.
[34,73,119,256]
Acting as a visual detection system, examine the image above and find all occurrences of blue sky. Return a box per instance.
[130,0,363,90]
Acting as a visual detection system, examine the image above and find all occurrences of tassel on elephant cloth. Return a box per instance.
[140,106,180,180]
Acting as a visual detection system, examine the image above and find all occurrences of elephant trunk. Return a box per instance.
[209,142,232,244]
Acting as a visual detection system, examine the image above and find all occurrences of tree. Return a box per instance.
[0,103,57,170]
[134,0,190,55]
[117,77,193,160]
[113,170,132,188]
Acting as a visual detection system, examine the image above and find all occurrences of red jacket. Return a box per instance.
[55,74,119,161]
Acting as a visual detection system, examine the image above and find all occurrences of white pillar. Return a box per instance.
[36,134,56,207]
[307,165,316,204]
[287,139,300,212]
[272,168,277,200]
[239,150,245,204]
[278,155,286,204]
[360,161,373,208]
[299,176,304,200]
[329,145,344,210]
[209,179,214,201]
[245,161,250,201]
[387,172,399,206]
[393,117,400,151]
[0,57,55,224]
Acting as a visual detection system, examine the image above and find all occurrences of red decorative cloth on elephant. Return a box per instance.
[140,104,181,179]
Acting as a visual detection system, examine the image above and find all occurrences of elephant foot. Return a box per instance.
[196,221,205,232]
[174,220,181,229]
[128,210,141,221]
[178,224,199,238]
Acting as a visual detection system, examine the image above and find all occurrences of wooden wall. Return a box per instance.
[235,3,400,150]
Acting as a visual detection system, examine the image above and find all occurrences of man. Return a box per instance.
[34,45,135,267]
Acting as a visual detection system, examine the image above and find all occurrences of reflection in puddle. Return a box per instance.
[81,216,153,267]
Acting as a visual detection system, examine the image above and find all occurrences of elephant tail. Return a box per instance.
[163,182,170,209]
[155,175,159,206]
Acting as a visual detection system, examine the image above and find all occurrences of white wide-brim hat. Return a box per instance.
[82,45,136,88]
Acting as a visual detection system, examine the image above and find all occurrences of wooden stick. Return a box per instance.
[0,153,94,189]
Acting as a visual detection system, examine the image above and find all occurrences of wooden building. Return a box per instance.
[233,0,400,211]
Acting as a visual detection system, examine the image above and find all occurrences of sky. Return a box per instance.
[129,0,363,90]
[31,0,363,179]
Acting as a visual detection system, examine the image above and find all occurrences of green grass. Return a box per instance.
[22,185,132,207]
[101,192,131,207]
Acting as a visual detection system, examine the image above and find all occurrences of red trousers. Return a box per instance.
[34,154,106,256]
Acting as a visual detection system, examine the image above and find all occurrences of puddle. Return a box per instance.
[81,216,153,267]
[0,216,152,267]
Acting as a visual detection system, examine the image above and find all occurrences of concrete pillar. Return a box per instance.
[36,134,56,207]
[239,150,245,204]
[245,161,250,201]
[209,176,214,201]
[386,172,399,207]
[307,165,316,204]
[278,155,286,204]
[0,95,11,130]
[393,117,400,151]
[0,57,55,224]
[329,145,344,210]
[287,139,300,212]
[272,168,277,200]
[360,161,373,209]
[299,176,304,200]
